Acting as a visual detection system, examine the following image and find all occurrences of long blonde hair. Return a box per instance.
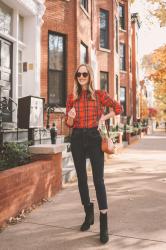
[73,64,96,100]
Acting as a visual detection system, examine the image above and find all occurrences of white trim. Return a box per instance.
[0,32,16,43]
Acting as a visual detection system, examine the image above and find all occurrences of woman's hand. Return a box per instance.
[68,107,76,119]
[67,107,76,127]
[99,111,115,124]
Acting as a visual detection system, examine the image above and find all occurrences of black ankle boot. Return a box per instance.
[100,212,109,244]
[80,202,94,231]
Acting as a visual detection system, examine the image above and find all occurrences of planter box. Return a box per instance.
[126,132,140,145]
[0,144,65,228]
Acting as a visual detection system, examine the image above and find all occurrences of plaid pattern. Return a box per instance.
[66,90,122,128]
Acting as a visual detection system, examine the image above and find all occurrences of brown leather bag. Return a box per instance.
[99,123,115,154]
[101,136,115,154]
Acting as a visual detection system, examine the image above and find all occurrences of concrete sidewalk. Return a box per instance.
[0,131,166,250]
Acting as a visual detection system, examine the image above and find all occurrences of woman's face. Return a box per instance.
[76,65,89,90]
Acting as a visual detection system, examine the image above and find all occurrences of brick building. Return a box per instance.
[0,0,140,142]
[41,0,140,133]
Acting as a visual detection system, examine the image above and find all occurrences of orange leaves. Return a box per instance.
[148,107,157,117]
[146,0,166,26]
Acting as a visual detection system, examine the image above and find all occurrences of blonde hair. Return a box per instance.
[73,64,96,100]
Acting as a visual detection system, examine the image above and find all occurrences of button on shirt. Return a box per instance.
[66,90,122,128]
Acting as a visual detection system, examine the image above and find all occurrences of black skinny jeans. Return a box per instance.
[71,127,108,210]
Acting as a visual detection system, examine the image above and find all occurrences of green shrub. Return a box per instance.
[0,142,31,171]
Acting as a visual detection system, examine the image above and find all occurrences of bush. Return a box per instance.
[0,142,31,171]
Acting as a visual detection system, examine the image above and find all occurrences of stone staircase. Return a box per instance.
[62,144,91,185]
[62,144,76,184]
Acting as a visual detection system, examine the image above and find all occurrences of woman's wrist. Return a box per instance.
[67,116,74,126]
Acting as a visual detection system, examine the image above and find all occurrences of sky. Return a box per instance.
[131,0,166,59]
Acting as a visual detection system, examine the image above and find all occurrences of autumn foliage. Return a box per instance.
[142,45,166,120]
[148,107,157,118]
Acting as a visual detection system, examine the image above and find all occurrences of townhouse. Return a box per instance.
[0,0,140,142]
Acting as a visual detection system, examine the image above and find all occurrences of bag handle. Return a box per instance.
[98,121,110,138]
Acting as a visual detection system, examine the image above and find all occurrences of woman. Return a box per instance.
[66,64,122,244]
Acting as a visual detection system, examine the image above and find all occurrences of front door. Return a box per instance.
[0,37,12,122]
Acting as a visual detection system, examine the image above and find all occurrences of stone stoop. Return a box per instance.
[62,150,76,184]
[62,148,91,185]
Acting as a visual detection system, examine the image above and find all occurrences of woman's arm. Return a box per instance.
[98,90,123,115]
[101,110,115,121]
[65,94,75,128]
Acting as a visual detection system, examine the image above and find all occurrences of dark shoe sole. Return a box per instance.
[100,236,109,244]
[80,219,94,231]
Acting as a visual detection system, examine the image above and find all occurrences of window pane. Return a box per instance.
[49,71,63,105]
[119,4,125,30]
[116,75,119,100]
[18,85,22,98]
[1,42,10,68]
[49,34,64,70]
[120,43,126,70]
[81,0,88,11]
[18,74,22,85]
[18,63,22,73]
[18,50,22,98]
[100,72,108,91]
[19,15,24,42]
[80,43,87,64]
[120,87,126,115]
[48,33,66,106]
[18,50,22,61]
[100,11,107,29]
[115,17,118,53]
[100,10,109,49]
[0,2,12,35]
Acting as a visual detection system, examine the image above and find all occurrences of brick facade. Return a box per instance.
[41,0,138,132]
[0,154,62,227]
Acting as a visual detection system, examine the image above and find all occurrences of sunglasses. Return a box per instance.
[75,72,89,78]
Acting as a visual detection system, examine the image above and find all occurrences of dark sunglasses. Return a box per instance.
[75,72,89,78]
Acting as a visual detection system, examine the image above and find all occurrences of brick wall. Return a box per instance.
[41,0,77,134]
[119,0,132,117]
[0,153,62,227]
[41,0,77,102]
[41,0,133,132]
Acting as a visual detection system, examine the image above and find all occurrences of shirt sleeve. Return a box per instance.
[65,94,74,128]
[98,90,123,115]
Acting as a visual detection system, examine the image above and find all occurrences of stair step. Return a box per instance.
[62,167,76,184]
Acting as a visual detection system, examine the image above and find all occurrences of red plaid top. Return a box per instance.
[66,90,122,128]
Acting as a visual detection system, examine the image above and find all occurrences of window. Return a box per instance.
[100,9,109,49]
[81,0,88,12]
[115,17,118,53]
[18,50,23,98]
[130,47,132,72]
[100,72,109,91]
[120,43,126,71]
[80,42,88,64]
[116,75,119,100]
[48,32,66,106]
[0,1,12,35]
[19,15,24,42]
[0,37,12,122]
[119,4,125,30]
[120,87,126,115]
